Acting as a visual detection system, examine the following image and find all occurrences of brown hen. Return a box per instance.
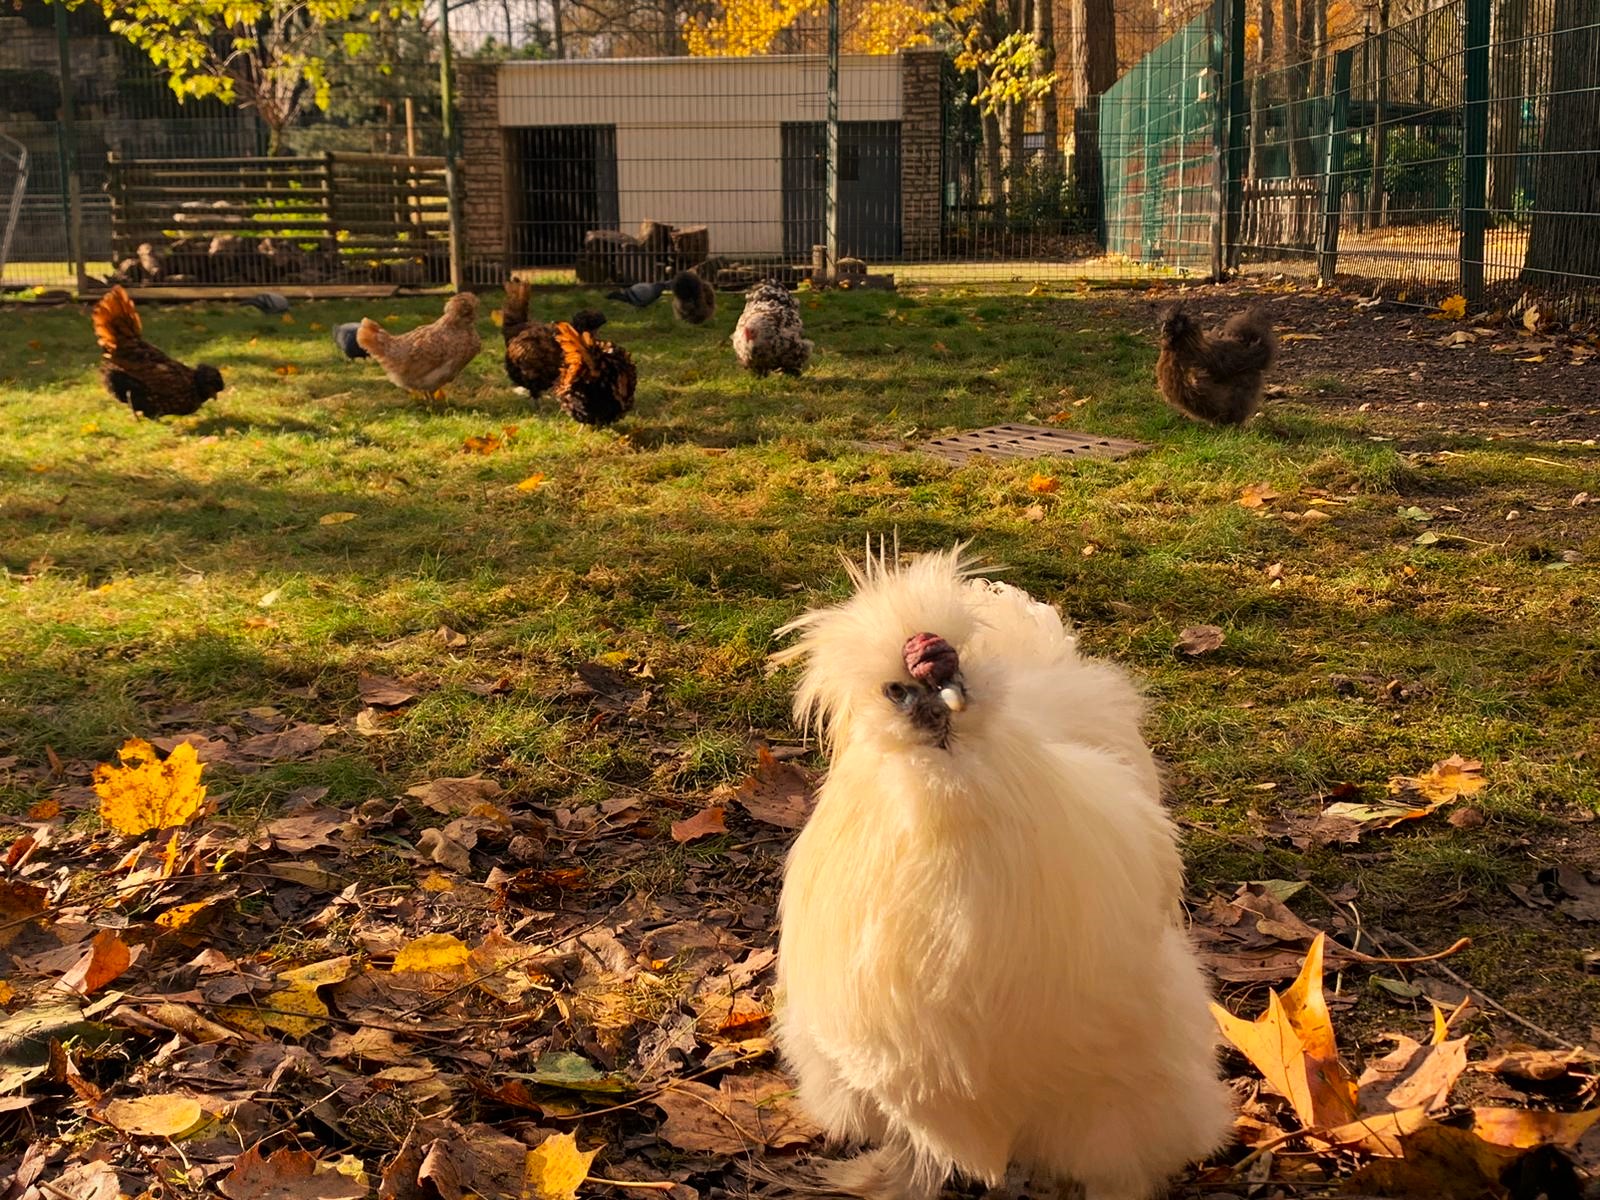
[1155,305,1276,426]
[356,292,482,400]
[502,279,606,396]
[554,322,637,427]
[92,286,224,418]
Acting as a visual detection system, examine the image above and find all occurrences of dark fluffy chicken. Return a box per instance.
[553,322,637,427]
[670,269,715,324]
[92,286,224,418]
[501,279,606,396]
[1156,305,1276,426]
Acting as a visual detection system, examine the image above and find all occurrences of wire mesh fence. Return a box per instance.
[5,0,1596,300]
[1111,0,1600,309]
[1100,8,1224,275]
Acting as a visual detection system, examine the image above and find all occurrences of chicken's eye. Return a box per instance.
[883,682,915,708]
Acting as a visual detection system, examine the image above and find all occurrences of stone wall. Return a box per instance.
[455,59,508,283]
[899,49,943,260]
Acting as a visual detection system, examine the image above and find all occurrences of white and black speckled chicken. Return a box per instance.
[732,281,812,376]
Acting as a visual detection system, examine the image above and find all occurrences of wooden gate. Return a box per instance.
[105,152,450,287]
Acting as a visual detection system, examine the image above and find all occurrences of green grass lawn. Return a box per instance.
[2,285,1598,1041]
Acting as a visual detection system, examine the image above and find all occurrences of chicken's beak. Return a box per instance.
[937,677,967,713]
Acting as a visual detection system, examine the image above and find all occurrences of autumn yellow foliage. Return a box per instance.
[93,738,208,837]
[683,0,933,56]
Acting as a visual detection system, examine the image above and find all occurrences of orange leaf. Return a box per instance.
[1027,474,1060,494]
[1211,934,1358,1129]
[670,806,727,843]
[463,433,503,455]
[56,930,133,996]
[1239,483,1282,509]
[273,364,300,376]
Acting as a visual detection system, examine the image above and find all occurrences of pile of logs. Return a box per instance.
[576,220,710,286]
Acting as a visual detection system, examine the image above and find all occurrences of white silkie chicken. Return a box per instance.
[771,546,1232,1200]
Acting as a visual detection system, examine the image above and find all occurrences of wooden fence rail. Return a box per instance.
[106,152,451,287]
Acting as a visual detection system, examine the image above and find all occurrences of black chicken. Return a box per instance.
[92,286,224,418]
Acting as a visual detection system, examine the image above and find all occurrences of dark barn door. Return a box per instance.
[781,122,902,260]
[509,125,619,266]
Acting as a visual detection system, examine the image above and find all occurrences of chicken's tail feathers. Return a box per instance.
[354,317,388,355]
[502,278,531,323]
[555,321,597,378]
[92,285,142,352]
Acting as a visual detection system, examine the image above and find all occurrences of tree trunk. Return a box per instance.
[553,0,565,57]
[1282,0,1317,177]
[1069,0,1116,219]
[1249,0,1275,177]
[1035,0,1059,167]
[1488,0,1528,216]
[1521,0,1600,282]
[1365,0,1389,227]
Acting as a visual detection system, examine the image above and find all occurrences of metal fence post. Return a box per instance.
[1224,0,1247,267]
[1317,49,1353,284]
[824,0,840,280]
[1208,0,1227,279]
[439,0,464,291]
[1460,0,1490,300]
[55,4,85,293]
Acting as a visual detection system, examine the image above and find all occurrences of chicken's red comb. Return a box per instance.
[903,632,960,688]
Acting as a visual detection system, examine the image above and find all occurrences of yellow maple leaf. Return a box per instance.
[1437,294,1468,320]
[523,1132,600,1200]
[516,474,547,493]
[1395,754,1486,804]
[94,739,207,837]
[1211,934,1359,1130]
[393,933,471,974]
[156,900,213,930]
[0,980,13,1004]
[491,309,505,327]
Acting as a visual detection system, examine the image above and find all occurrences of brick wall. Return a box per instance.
[899,49,943,260]
[455,59,508,283]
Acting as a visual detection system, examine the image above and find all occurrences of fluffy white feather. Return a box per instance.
[772,546,1232,1200]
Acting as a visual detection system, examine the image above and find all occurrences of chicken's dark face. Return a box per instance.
[194,365,225,399]
[883,632,967,749]
[1159,307,1196,347]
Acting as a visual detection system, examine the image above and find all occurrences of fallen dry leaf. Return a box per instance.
[93,738,207,836]
[55,930,133,996]
[393,933,471,974]
[220,1144,370,1200]
[358,674,419,707]
[671,806,727,844]
[1211,934,1359,1129]
[516,474,546,493]
[407,776,504,815]
[521,1132,599,1200]
[1392,754,1486,805]
[1384,1036,1469,1110]
[318,511,359,525]
[100,1093,205,1137]
[731,746,816,830]
[1175,625,1225,657]
[654,1069,821,1154]
[1239,483,1282,508]
[0,881,46,949]
[463,433,503,455]
[1027,474,1060,494]
[1437,294,1469,320]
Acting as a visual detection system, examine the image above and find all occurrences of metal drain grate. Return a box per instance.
[920,424,1149,465]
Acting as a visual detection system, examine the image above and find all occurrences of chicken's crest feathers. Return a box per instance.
[93,286,143,352]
